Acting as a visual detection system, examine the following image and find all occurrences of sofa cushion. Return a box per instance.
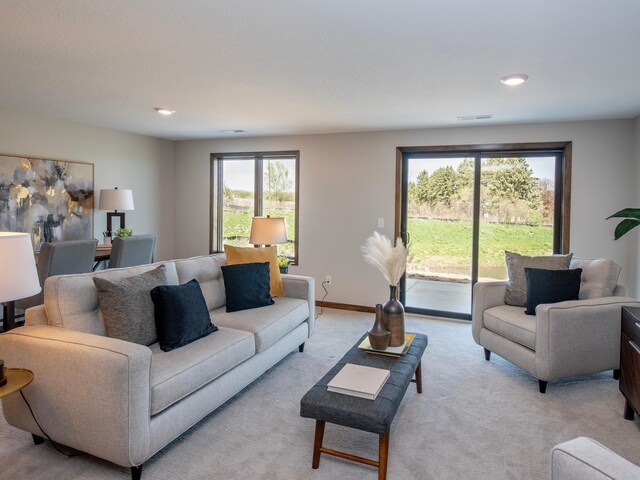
[149,326,255,415]
[224,245,285,297]
[484,305,536,350]
[524,267,582,315]
[93,265,168,345]
[174,254,227,312]
[570,257,621,300]
[213,297,309,352]
[221,262,274,312]
[151,279,218,352]
[504,251,573,307]
[44,261,179,335]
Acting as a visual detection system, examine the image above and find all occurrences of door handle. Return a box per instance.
[402,231,411,247]
[630,340,640,356]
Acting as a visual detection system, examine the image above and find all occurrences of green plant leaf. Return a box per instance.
[607,208,640,220]
[614,219,640,240]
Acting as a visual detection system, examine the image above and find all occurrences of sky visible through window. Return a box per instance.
[407,156,555,186]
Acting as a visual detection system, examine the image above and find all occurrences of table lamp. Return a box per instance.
[99,187,134,237]
[249,216,287,247]
[0,232,41,336]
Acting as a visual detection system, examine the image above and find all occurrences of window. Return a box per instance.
[211,151,299,263]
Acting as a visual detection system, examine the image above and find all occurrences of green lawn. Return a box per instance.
[223,208,296,257]
[221,211,552,280]
[407,217,552,280]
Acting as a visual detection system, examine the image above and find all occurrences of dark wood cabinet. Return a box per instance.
[620,307,640,420]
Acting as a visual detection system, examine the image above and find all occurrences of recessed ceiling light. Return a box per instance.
[154,107,176,115]
[500,74,529,86]
[219,129,245,133]
[457,114,493,121]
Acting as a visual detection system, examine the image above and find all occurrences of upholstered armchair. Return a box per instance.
[551,437,640,479]
[472,257,640,393]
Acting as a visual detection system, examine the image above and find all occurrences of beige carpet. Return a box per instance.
[2,309,640,480]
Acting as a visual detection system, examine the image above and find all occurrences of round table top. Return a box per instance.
[0,368,34,398]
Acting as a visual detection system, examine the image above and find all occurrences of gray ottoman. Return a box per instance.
[300,332,428,480]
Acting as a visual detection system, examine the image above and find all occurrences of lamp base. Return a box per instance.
[106,211,126,234]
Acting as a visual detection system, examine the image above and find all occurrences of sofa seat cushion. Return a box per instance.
[150,326,255,415]
[484,305,536,350]
[212,297,309,352]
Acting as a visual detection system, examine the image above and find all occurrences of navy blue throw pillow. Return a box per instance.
[524,267,583,315]
[221,262,274,312]
[150,279,218,352]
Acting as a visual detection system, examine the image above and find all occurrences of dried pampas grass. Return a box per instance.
[361,231,408,286]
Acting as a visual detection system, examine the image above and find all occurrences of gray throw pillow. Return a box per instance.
[93,265,167,345]
[504,251,573,306]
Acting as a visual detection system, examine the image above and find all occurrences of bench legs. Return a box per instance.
[312,420,325,469]
[311,420,391,480]
[410,360,423,393]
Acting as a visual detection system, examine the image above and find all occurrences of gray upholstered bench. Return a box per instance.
[300,332,428,480]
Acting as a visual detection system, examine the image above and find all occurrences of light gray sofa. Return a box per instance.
[551,437,640,479]
[0,253,315,479]
[472,257,640,393]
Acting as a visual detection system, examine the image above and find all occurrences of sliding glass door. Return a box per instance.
[398,143,570,320]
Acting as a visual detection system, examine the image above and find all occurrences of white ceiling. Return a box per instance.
[1,0,640,140]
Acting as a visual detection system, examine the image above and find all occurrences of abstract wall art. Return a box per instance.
[0,154,94,251]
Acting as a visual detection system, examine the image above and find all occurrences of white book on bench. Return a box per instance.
[327,363,390,400]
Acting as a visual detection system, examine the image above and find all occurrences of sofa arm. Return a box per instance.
[282,274,316,335]
[0,325,152,467]
[471,281,507,344]
[24,304,48,326]
[551,437,640,479]
[535,297,640,380]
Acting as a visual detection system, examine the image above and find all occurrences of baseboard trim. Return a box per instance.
[317,301,375,313]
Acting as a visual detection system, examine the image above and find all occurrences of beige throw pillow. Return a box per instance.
[570,257,621,299]
[94,265,168,345]
[504,251,573,306]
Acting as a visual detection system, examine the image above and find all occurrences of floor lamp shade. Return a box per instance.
[249,217,287,245]
[0,232,41,302]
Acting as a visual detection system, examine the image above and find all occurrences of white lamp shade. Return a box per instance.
[249,217,287,245]
[0,232,41,302]
[99,189,134,211]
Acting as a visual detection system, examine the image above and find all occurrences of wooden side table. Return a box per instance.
[0,367,33,398]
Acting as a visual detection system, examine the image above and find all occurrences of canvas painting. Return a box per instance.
[0,155,94,250]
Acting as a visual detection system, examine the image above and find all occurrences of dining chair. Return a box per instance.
[108,234,157,269]
[14,239,99,311]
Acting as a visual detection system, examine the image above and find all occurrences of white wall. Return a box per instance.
[175,119,638,307]
[0,106,175,261]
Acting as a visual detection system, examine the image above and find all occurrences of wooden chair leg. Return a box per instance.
[613,369,621,380]
[378,431,390,480]
[299,342,305,353]
[131,465,143,480]
[484,348,491,361]
[538,380,548,394]
[32,434,45,445]
[312,420,325,469]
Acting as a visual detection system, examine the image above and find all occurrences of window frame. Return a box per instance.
[394,141,572,320]
[210,150,300,265]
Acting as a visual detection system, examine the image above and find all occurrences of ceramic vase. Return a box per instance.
[383,285,405,347]
[368,304,390,350]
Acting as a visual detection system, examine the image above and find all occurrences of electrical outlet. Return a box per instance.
[325,275,332,285]
[378,218,384,228]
